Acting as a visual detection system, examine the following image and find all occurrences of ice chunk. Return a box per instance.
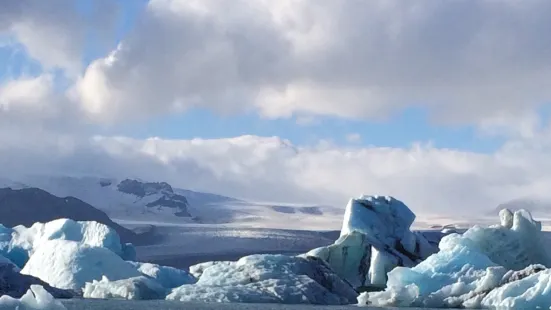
[0,219,125,268]
[189,261,231,279]
[0,264,76,299]
[21,240,141,291]
[499,208,513,229]
[128,262,196,288]
[340,195,414,240]
[167,254,358,305]
[305,232,371,288]
[0,285,66,310]
[363,209,551,308]
[307,196,439,288]
[368,247,396,287]
[460,209,550,270]
[83,276,166,300]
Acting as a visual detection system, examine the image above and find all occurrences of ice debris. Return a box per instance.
[83,276,166,300]
[362,209,551,308]
[0,285,66,310]
[128,262,196,288]
[0,263,76,299]
[306,195,440,289]
[167,254,358,305]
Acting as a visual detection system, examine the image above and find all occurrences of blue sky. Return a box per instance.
[0,0,506,153]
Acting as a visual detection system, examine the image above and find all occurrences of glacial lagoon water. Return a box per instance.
[60,299,421,310]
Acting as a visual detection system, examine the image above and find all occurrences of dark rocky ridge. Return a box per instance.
[117,179,191,217]
[0,187,149,245]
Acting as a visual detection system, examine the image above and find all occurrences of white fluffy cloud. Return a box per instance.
[75,0,551,124]
[1,0,118,74]
[2,132,551,217]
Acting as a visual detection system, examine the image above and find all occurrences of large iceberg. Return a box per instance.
[306,196,439,289]
[0,285,66,310]
[362,209,551,308]
[21,240,141,291]
[0,219,131,268]
[167,254,358,305]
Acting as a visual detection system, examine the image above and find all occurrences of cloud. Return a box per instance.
[74,0,551,125]
[345,133,361,144]
[2,130,551,217]
[0,74,84,132]
[1,0,119,74]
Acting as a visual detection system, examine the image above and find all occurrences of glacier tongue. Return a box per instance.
[362,208,551,308]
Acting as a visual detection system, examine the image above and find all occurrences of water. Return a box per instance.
[60,300,412,310]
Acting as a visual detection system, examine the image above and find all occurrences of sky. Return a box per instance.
[1,0,551,216]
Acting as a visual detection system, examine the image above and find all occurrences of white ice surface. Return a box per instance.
[83,276,166,300]
[0,285,66,310]
[167,254,358,305]
[128,262,196,288]
[21,240,141,291]
[0,219,124,268]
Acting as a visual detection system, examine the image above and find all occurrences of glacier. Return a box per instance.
[361,208,551,308]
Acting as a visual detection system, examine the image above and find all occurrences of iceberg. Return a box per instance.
[167,254,358,304]
[21,240,141,291]
[0,263,76,299]
[83,276,166,300]
[0,285,66,310]
[306,196,440,289]
[0,219,127,268]
[362,209,551,308]
[128,262,196,288]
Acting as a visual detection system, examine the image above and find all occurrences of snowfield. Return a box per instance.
[2,176,345,231]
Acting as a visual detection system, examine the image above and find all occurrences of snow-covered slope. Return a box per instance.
[2,176,344,230]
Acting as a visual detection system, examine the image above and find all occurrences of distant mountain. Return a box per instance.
[0,187,144,244]
[492,198,551,215]
[3,175,343,230]
[4,176,194,223]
